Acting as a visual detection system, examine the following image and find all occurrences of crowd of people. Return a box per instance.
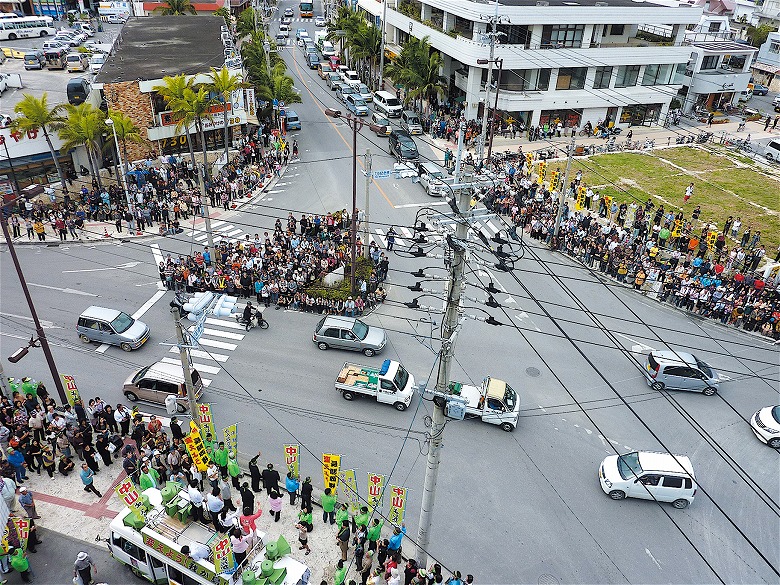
[482,164,780,340]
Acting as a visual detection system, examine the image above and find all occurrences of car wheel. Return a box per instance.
[609,490,626,500]
[124,391,139,402]
[672,498,689,509]
[651,381,665,391]
[176,402,186,413]
[79,334,92,343]
[120,342,133,352]
[342,390,355,401]
[317,342,329,351]
[500,422,514,432]
[8,33,16,40]
[394,401,407,412]
[40,30,49,37]
[767,437,780,449]
[363,348,375,357]
[702,386,717,396]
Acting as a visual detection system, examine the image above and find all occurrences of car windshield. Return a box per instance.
[695,358,713,378]
[504,384,517,411]
[376,117,389,125]
[132,365,151,383]
[353,98,366,107]
[616,452,643,480]
[400,137,415,149]
[772,406,780,425]
[111,312,134,333]
[352,320,369,340]
[393,365,409,391]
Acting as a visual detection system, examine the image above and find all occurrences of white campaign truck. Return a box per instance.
[335,359,415,411]
[433,378,520,431]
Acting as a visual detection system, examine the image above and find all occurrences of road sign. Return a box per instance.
[372,170,392,178]
[272,98,278,107]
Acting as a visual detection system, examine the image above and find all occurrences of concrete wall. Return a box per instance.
[103,80,155,161]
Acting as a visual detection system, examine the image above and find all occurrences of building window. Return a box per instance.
[537,69,551,91]
[497,24,531,47]
[593,66,613,89]
[541,24,585,48]
[556,67,587,90]
[610,24,625,36]
[642,64,672,86]
[723,54,746,69]
[770,41,780,54]
[615,65,640,88]
[707,21,721,33]
[700,55,719,70]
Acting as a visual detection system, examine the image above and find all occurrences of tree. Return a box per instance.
[153,0,196,16]
[745,24,774,47]
[327,6,361,67]
[213,6,230,23]
[153,74,202,172]
[349,22,382,89]
[236,6,258,38]
[255,63,301,107]
[107,110,144,183]
[406,50,446,114]
[57,103,106,191]
[239,33,300,123]
[207,66,247,166]
[11,93,67,191]
[385,36,431,96]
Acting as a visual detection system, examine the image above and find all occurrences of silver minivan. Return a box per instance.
[417,161,449,197]
[646,350,719,395]
[313,316,387,357]
[77,306,150,351]
[123,361,202,412]
[401,110,423,135]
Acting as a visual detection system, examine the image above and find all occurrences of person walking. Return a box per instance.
[80,463,102,497]
[18,487,40,519]
[296,522,311,555]
[268,491,283,522]
[683,183,693,203]
[74,551,97,585]
[764,115,772,132]
[321,487,336,524]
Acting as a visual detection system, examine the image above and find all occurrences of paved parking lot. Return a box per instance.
[1,20,123,112]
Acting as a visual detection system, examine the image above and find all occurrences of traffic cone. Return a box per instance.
[103,228,110,238]
[136,229,142,236]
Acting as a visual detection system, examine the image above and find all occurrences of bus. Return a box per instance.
[0,16,56,41]
[299,1,313,17]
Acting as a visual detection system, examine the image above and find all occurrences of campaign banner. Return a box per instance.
[211,533,235,575]
[11,517,29,551]
[246,88,256,117]
[367,472,385,512]
[114,477,147,519]
[340,469,360,515]
[388,485,408,525]
[284,444,299,478]
[223,424,238,459]
[322,453,341,491]
[196,403,216,443]
[60,374,81,406]
[184,421,210,471]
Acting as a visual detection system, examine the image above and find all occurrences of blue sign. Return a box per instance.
[280,109,285,117]
[272,98,279,107]
[372,170,392,178]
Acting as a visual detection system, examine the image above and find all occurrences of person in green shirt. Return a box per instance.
[353,505,369,533]
[9,547,31,582]
[298,506,313,531]
[334,559,347,585]
[366,517,384,551]
[211,441,228,478]
[335,502,349,527]
[321,487,337,524]
[139,463,161,491]
[227,453,241,490]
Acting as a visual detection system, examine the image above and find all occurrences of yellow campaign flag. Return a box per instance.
[340,469,360,515]
[184,421,210,471]
[60,374,81,406]
[284,444,300,478]
[114,476,147,520]
[576,186,586,211]
[223,424,238,459]
[212,533,235,575]
[387,485,408,525]
[367,472,385,512]
[11,517,29,551]
[322,453,341,491]
[196,403,216,443]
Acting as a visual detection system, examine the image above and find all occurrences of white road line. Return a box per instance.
[211,220,226,228]
[189,327,244,341]
[394,201,449,208]
[202,379,212,388]
[161,357,221,375]
[373,229,387,247]
[169,347,229,362]
[28,283,98,297]
[399,227,413,238]
[193,232,208,241]
[204,317,246,330]
[225,229,243,237]
[150,243,163,266]
[132,290,167,319]
[196,338,238,351]
[216,224,235,232]
[481,221,500,235]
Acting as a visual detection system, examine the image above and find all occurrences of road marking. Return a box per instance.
[216,224,235,232]
[224,229,243,237]
[188,326,244,341]
[394,201,449,208]
[28,283,98,297]
[204,317,245,330]
[161,356,221,375]
[202,379,212,388]
[211,220,226,228]
[196,338,238,351]
[62,261,140,273]
[645,549,662,570]
[614,332,656,354]
[193,233,208,241]
[169,347,229,362]
[0,312,61,329]
[96,288,167,353]
[150,243,163,266]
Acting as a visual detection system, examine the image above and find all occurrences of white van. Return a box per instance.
[401,110,423,135]
[599,451,697,509]
[321,40,335,57]
[373,90,403,118]
[759,139,780,162]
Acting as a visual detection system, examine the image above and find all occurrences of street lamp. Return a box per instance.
[105,117,134,217]
[323,108,386,294]
[477,57,504,164]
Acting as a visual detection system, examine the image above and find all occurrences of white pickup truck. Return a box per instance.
[436,378,520,431]
[335,359,415,411]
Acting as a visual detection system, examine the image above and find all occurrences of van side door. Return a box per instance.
[630,473,662,500]
[655,475,686,503]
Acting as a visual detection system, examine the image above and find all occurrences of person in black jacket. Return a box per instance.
[261,463,280,495]
[170,417,184,441]
[300,476,313,511]
[249,451,262,492]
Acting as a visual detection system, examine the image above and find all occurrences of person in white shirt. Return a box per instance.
[187,480,205,523]
[181,542,209,561]
[206,488,224,533]
[230,527,251,567]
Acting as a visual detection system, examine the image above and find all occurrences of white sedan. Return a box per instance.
[751,405,780,448]
[315,15,326,26]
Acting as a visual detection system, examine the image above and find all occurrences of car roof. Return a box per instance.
[81,305,122,320]
[650,350,697,367]
[393,129,412,138]
[636,451,695,477]
[321,315,357,327]
[144,361,186,383]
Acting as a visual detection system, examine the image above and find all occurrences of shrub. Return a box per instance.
[305,257,374,301]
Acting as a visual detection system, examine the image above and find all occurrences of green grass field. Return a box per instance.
[566,147,780,253]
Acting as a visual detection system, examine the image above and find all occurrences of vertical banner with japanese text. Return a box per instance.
[387,485,408,525]
[197,403,216,443]
[211,533,235,575]
[367,472,385,512]
[114,477,147,519]
[322,453,341,491]
[11,517,29,551]
[183,421,210,471]
[60,374,81,406]
[284,444,300,478]
[340,469,360,515]
[222,424,238,459]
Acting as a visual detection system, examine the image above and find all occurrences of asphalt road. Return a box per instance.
[2,4,779,584]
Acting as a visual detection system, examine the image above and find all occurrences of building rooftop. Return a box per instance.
[496,0,681,7]
[97,15,223,84]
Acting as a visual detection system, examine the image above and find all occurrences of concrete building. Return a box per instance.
[93,16,248,162]
[357,0,705,128]
[752,31,780,91]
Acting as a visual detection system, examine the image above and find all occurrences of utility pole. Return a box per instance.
[377,0,389,91]
[0,216,68,405]
[363,148,372,259]
[416,122,469,568]
[475,0,504,166]
[198,164,215,248]
[170,305,199,421]
[0,361,12,398]
[553,132,577,239]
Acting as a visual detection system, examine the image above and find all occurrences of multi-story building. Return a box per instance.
[94,16,249,162]
[752,31,780,91]
[357,0,705,128]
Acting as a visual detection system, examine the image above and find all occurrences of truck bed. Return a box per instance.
[336,363,378,390]
[449,381,482,411]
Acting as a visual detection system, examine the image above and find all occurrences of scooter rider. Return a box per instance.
[242,301,254,325]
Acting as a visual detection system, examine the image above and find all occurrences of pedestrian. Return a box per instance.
[41,445,55,478]
[298,506,313,532]
[386,227,396,251]
[74,551,97,585]
[261,463,280,495]
[286,472,300,506]
[268,491,282,522]
[8,547,31,583]
[206,487,224,533]
[80,463,102,497]
[239,482,255,512]
[227,453,242,491]
[296,522,311,555]
[367,518,384,551]
[335,560,348,585]
[683,183,693,203]
[707,112,714,127]
[765,116,771,132]
[18,487,40,519]
[774,116,779,131]
[321,487,336,524]
[337,520,351,561]
[115,404,131,436]
[361,550,375,585]
[169,416,184,441]
[300,476,313,510]
[249,452,262,492]
[387,523,406,556]
[187,480,205,524]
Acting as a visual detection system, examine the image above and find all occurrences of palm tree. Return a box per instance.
[207,66,247,166]
[385,36,433,104]
[350,22,382,89]
[107,110,144,181]
[255,63,301,108]
[153,0,196,15]
[154,74,200,172]
[327,6,361,67]
[406,51,446,114]
[169,86,216,180]
[236,6,258,38]
[11,93,67,191]
[57,103,106,191]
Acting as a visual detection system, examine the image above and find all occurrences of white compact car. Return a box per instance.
[750,405,780,448]
[599,451,696,509]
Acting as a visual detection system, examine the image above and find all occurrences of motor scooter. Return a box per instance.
[235,307,269,331]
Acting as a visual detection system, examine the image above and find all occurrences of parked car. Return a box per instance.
[389,129,419,161]
[750,405,780,448]
[345,94,369,116]
[337,84,356,103]
[315,15,326,26]
[42,39,69,51]
[283,7,294,16]
[66,52,89,72]
[66,77,91,105]
[23,50,46,70]
[370,112,391,136]
[313,316,387,357]
[355,83,372,102]
[89,53,105,74]
[317,61,334,79]
[0,73,8,95]
[753,83,769,96]
[106,14,127,24]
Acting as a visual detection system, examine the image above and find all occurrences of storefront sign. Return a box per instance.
[142,533,227,584]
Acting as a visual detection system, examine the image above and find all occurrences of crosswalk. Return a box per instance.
[165,314,247,387]
[276,17,314,22]
[186,220,249,245]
